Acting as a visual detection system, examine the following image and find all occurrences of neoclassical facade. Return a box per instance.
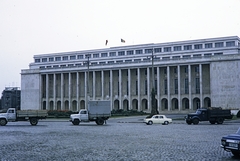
[21,36,240,112]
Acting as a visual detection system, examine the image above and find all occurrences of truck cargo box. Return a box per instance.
[17,110,48,118]
[88,101,111,117]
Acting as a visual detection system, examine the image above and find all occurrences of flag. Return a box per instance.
[121,38,125,43]
[105,40,108,46]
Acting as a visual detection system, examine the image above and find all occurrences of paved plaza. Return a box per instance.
[0,116,240,161]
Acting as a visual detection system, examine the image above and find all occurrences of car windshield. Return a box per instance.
[196,110,202,114]
[236,128,240,134]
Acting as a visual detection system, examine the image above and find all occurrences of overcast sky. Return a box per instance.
[0,0,240,92]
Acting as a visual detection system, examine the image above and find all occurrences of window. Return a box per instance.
[193,54,201,58]
[125,60,132,62]
[226,41,235,47]
[164,68,167,74]
[214,52,223,56]
[162,57,170,60]
[63,56,68,60]
[134,59,141,62]
[136,50,143,54]
[55,57,61,61]
[77,55,83,59]
[85,54,91,58]
[215,42,224,48]
[195,66,199,73]
[204,53,212,57]
[154,48,161,53]
[68,64,74,67]
[174,46,181,51]
[108,61,114,64]
[183,55,191,59]
[35,59,40,63]
[49,57,54,62]
[174,67,177,74]
[60,65,66,67]
[118,51,125,56]
[136,81,138,95]
[145,49,152,54]
[164,47,171,52]
[172,56,180,60]
[184,45,192,50]
[194,44,202,49]
[185,78,189,94]
[42,58,47,62]
[174,79,178,94]
[101,53,108,57]
[127,50,133,55]
[116,60,123,63]
[145,80,148,95]
[196,78,200,94]
[110,52,116,56]
[53,65,59,68]
[70,55,76,60]
[205,43,212,48]
[99,62,106,64]
[184,67,188,73]
[91,62,97,65]
[93,53,99,58]
[164,79,167,94]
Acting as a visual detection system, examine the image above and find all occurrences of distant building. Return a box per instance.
[21,36,240,112]
[1,87,21,110]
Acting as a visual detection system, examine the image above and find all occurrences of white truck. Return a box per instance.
[70,100,111,125]
[0,108,48,126]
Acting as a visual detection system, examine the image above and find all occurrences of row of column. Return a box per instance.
[43,64,204,111]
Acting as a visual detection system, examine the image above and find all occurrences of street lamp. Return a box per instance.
[149,49,158,115]
[85,54,90,109]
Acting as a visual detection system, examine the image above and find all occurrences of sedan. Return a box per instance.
[144,115,172,125]
[221,127,240,156]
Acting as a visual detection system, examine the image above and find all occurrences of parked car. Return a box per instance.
[221,127,240,156]
[144,115,172,125]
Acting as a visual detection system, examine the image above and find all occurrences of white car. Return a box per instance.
[144,115,172,125]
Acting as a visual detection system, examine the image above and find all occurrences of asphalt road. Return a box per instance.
[0,116,240,161]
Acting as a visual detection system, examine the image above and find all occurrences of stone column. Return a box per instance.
[167,66,171,111]
[188,65,192,110]
[69,73,71,110]
[101,71,104,100]
[199,64,203,107]
[76,72,79,111]
[46,74,49,110]
[147,67,151,111]
[137,68,141,111]
[178,65,181,111]
[61,73,64,110]
[110,70,113,110]
[53,74,56,110]
[93,71,96,100]
[128,68,131,110]
[157,67,160,112]
[119,69,122,109]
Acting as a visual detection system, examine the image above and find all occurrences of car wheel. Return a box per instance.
[193,119,199,125]
[231,150,240,157]
[163,121,169,125]
[148,121,153,125]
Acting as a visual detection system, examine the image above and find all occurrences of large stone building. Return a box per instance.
[21,36,240,112]
[1,87,21,110]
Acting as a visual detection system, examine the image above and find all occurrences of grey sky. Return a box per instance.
[0,0,240,92]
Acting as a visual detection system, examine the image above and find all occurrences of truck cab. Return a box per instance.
[0,108,17,121]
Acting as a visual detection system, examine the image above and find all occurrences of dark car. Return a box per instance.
[221,128,240,156]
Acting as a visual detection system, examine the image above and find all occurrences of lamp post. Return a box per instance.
[86,54,90,109]
[150,49,158,115]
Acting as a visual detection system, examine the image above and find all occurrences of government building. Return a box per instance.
[21,36,240,112]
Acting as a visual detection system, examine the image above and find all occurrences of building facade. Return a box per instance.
[1,87,21,110]
[21,36,240,112]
